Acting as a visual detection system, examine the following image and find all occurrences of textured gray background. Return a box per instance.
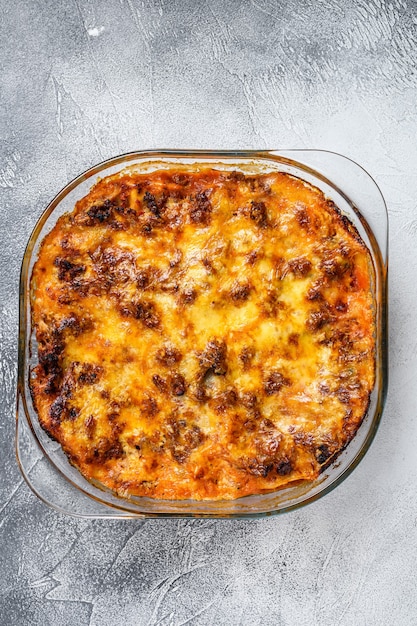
[1,0,416,624]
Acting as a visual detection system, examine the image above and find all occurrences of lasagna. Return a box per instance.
[30,166,375,500]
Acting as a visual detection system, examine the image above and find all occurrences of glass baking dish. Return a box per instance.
[16,150,388,518]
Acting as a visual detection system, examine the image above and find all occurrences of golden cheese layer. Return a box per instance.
[30,167,375,500]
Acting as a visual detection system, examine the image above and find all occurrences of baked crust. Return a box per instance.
[30,167,375,500]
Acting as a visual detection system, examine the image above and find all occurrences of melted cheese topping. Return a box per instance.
[30,167,375,500]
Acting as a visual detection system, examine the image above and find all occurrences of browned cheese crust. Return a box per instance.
[30,167,375,500]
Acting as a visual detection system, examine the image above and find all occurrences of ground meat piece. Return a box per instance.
[90,438,124,463]
[319,382,330,395]
[316,444,331,464]
[243,418,257,433]
[78,363,102,385]
[180,288,197,304]
[87,200,114,223]
[335,299,348,312]
[43,376,60,396]
[230,282,251,302]
[288,257,312,277]
[249,201,268,227]
[165,417,205,464]
[306,308,334,331]
[143,191,167,218]
[50,396,65,423]
[185,425,205,448]
[92,247,137,285]
[156,346,183,367]
[49,395,78,423]
[202,257,215,273]
[137,269,151,289]
[264,371,291,395]
[172,173,191,186]
[141,396,159,417]
[296,207,310,229]
[169,250,182,268]
[57,315,92,336]
[171,373,186,396]
[247,177,271,193]
[254,420,282,457]
[39,343,63,377]
[190,191,212,225]
[213,388,238,413]
[276,459,293,475]
[38,342,64,394]
[246,251,258,265]
[306,282,323,301]
[244,455,292,478]
[85,415,96,439]
[152,374,168,393]
[288,333,299,346]
[199,339,227,376]
[120,300,160,328]
[239,346,255,370]
[54,257,86,282]
[320,256,351,278]
[141,222,153,235]
[245,458,274,477]
[194,385,209,402]
[228,171,245,182]
[240,391,258,410]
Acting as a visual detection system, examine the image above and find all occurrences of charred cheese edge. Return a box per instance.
[30,167,375,501]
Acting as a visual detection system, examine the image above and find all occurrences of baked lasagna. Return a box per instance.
[30,166,375,500]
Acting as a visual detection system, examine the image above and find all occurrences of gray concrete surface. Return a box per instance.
[1,0,416,624]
